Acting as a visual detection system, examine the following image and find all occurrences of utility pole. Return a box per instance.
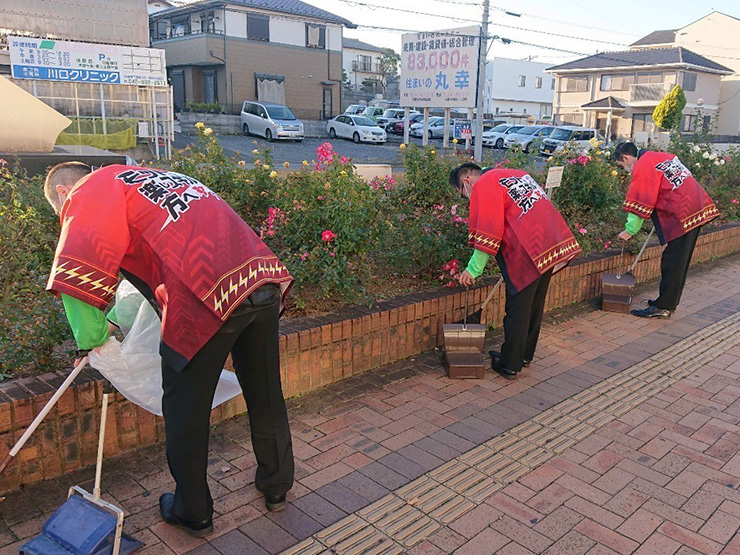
[474,0,490,162]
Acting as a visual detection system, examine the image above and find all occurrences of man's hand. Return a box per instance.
[73,356,89,369]
[459,270,475,287]
[618,231,632,242]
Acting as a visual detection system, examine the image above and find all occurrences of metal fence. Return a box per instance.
[10,78,174,159]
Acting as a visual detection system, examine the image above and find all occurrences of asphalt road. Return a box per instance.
[173,132,521,170]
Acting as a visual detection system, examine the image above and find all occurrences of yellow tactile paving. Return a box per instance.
[282,311,740,554]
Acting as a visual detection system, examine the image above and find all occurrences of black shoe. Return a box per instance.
[490,354,517,380]
[489,350,529,370]
[159,493,213,538]
[265,493,287,512]
[631,305,671,319]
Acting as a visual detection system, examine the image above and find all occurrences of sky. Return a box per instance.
[309,0,740,66]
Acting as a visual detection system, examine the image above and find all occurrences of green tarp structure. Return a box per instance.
[57,118,137,150]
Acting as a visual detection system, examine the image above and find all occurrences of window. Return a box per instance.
[565,76,589,92]
[151,20,169,40]
[535,77,542,89]
[600,74,635,91]
[635,72,663,84]
[200,11,216,33]
[518,75,526,87]
[495,107,499,114]
[247,13,270,41]
[551,78,555,90]
[358,55,372,72]
[306,24,326,49]
[683,72,697,92]
[632,113,653,135]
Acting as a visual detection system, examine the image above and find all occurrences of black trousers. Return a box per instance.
[654,227,700,311]
[500,270,553,372]
[161,285,294,523]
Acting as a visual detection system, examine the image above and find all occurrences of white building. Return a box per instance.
[342,37,383,94]
[484,57,555,121]
[629,11,740,136]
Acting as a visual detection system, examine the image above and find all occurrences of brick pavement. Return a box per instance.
[2,254,740,554]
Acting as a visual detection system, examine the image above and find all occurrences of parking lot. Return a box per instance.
[174,132,520,170]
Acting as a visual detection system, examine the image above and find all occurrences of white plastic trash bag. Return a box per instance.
[89,281,242,416]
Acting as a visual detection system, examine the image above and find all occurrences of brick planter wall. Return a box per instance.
[1,224,739,493]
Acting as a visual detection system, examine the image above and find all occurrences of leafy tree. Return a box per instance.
[378,48,400,97]
[653,84,687,130]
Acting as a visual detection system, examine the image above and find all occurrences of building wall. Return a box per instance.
[674,13,740,134]
[343,46,382,90]
[0,0,149,47]
[552,69,723,138]
[153,6,345,117]
[484,58,555,116]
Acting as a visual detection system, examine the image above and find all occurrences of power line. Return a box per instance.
[342,0,628,47]
[490,21,628,47]
[336,0,480,24]
[490,5,639,37]
[353,23,596,58]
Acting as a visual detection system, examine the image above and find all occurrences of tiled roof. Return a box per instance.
[631,29,677,47]
[342,37,383,52]
[582,96,625,109]
[152,0,355,27]
[547,47,732,74]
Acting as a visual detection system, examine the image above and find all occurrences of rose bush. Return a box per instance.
[4,126,740,377]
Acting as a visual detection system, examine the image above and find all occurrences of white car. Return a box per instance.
[503,125,554,152]
[240,101,304,141]
[409,117,454,139]
[481,124,524,149]
[540,126,602,156]
[327,114,387,144]
[344,104,366,115]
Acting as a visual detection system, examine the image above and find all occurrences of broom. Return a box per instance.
[464,276,504,324]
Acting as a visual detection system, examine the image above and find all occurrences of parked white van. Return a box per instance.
[240,101,304,141]
[540,126,601,156]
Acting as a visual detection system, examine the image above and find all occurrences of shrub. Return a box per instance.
[0,162,70,379]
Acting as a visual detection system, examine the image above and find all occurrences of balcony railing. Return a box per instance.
[629,83,672,103]
[352,60,381,73]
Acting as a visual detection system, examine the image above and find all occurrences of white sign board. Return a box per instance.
[546,166,564,189]
[9,36,167,86]
[400,26,480,108]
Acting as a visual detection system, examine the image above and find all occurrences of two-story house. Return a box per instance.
[547,47,732,140]
[628,12,740,136]
[149,0,355,118]
[342,37,383,94]
[484,57,555,121]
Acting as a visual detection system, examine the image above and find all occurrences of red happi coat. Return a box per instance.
[468,169,581,293]
[623,151,718,244]
[47,165,293,371]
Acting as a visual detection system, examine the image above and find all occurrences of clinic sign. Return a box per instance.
[9,36,167,86]
[400,26,480,108]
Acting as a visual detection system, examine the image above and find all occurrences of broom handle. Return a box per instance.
[93,393,109,501]
[0,358,88,476]
[630,227,656,274]
[481,276,505,313]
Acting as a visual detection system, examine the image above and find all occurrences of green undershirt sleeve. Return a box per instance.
[61,293,110,350]
[625,213,645,236]
[466,249,490,279]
